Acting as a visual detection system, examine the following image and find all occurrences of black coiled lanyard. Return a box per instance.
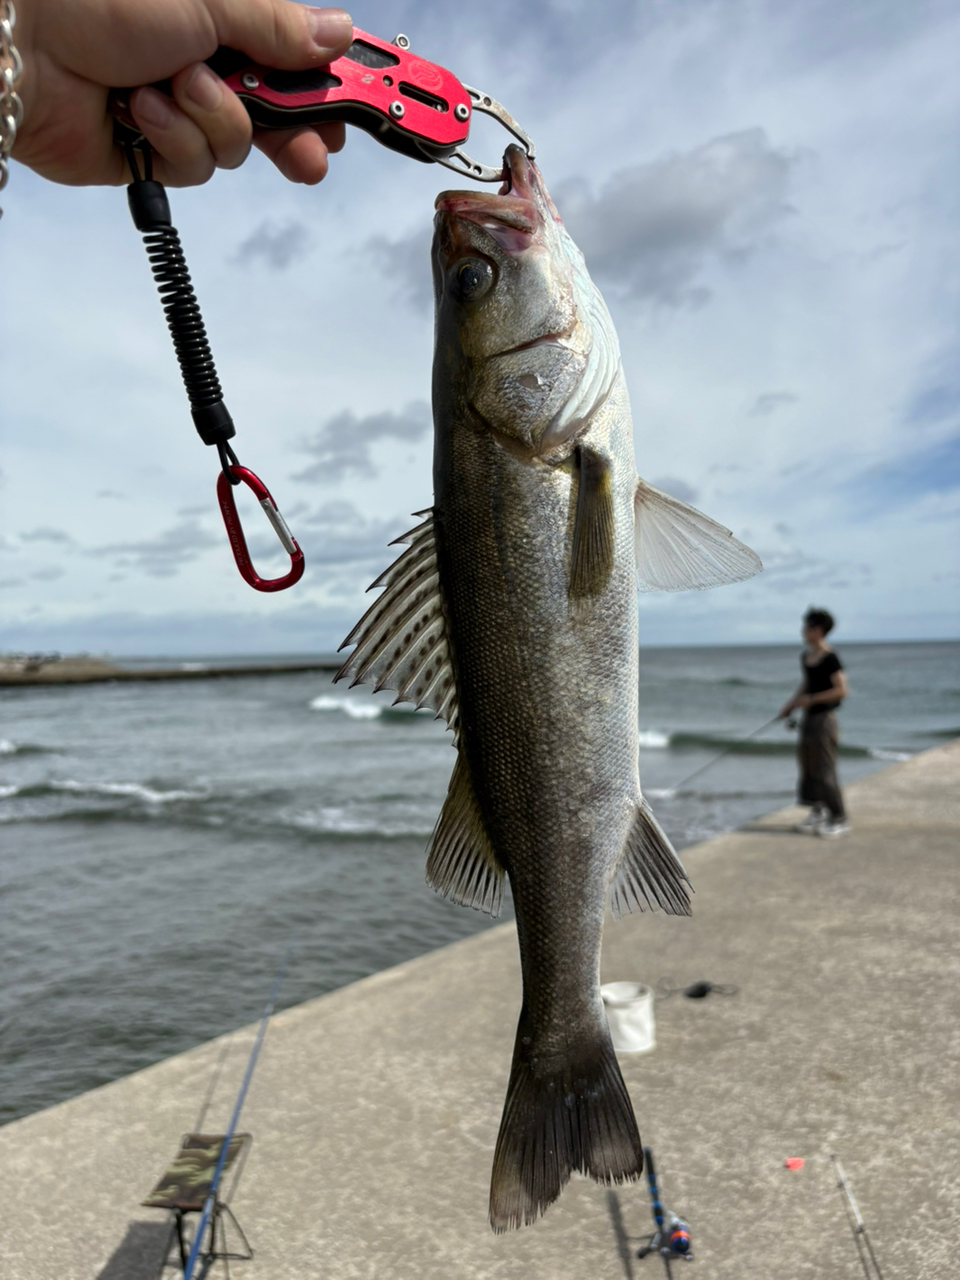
[124,142,304,592]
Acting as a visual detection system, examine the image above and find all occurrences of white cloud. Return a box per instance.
[555,130,796,306]
[293,403,431,483]
[87,519,220,579]
[1,0,958,650]
[231,219,312,271]
[750,391,799,417]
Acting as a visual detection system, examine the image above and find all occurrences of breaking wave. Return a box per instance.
[308,694,428,722]
[638,730,912,760]
[0,739,56,756]
[3,780,206,804]
[308,694,383,720]
[286,804,436,839]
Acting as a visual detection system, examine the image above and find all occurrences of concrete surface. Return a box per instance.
[1,741,957,1279]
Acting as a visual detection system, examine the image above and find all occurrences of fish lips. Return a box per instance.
[433,146,550,258]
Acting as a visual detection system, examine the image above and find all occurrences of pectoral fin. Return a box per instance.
[335,511,458,732]
[426,753,504,916]
[610,799,692,917]
[570,446,615,598]
[634,479,762,592]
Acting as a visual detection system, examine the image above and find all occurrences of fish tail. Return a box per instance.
[488,1007,642,1232]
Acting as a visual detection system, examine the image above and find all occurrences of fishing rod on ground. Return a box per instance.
[182,948,292,1280]
[636,1146,693,1275]
[661,714,789,795]
[832,1155,885,1280]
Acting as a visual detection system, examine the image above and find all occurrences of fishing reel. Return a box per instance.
[637,1210,694,1262]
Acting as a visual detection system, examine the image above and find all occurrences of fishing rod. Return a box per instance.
[636,1146,693,1275]
[832,1155,885,1280]
[182,949,291,1280]
[663,714,787,794]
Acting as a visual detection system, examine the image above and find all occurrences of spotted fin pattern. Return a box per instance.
[335,512,458,732]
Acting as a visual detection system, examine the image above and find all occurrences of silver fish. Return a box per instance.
[337,146,761,1231]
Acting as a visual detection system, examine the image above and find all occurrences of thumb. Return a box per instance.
[212,2,354,67]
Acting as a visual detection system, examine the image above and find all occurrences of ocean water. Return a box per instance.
[1,641,956,1125]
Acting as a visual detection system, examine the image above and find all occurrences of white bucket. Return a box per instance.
[601,981,656,1054]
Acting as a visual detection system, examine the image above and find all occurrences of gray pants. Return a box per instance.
[798,711,845,819]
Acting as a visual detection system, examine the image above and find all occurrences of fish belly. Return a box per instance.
[434,389,644,1230]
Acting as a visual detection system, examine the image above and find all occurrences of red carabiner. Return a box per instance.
[216,466,305,592]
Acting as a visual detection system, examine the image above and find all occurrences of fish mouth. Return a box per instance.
[435,148,548,255]
[494,327,575,359]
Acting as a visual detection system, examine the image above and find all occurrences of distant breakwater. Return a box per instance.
[0,658,340,687]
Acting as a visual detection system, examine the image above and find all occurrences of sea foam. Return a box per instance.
[309,695,381,720]
[50,780,203,804]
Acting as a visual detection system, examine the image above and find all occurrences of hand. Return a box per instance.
[12,1,353,187]
[777,703,795,719]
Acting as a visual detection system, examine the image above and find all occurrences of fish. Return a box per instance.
[336,145,762,1231]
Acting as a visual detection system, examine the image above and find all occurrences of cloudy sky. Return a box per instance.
[2,0,958,655]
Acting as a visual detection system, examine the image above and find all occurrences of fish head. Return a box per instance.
[432,145,620,461]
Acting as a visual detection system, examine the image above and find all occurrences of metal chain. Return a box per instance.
[1,0,24,216]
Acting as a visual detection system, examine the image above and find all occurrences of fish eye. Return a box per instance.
[454,258,495,302]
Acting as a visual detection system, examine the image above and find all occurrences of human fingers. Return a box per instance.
[130,87,217,187]
[37,3,353,88]
[211,2,353,70]
[253,122,346,184]
[170,64,253,170]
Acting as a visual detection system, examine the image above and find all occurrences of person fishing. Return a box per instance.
[778,606,850,838]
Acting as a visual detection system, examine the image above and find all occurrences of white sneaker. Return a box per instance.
[816,819,850,839]
[795,807,827,833]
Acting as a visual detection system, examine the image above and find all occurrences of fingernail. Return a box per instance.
[308,8,353,54]
[184,63,223,112]
[134,87,175,129]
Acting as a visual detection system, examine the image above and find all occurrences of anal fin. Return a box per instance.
[610,800,692,918]
[426,753,504,916]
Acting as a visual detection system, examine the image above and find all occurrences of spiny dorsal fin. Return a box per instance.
[610,799,692,918]
[426,753,504,916]
[570,446,615,598]
[335,511,458,732]
[634,479,762,592]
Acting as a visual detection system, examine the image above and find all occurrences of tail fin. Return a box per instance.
[488,1006,643,1232]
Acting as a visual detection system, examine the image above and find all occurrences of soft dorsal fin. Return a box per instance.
[634,479,762,592]
[425,753,504,916]
[570,445,615,598]
[335,511,458,731]
[610,799,692,918]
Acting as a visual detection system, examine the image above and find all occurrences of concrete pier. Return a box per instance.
[1,742,957,1279]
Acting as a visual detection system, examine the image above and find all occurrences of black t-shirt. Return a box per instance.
[802,651,843,713]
